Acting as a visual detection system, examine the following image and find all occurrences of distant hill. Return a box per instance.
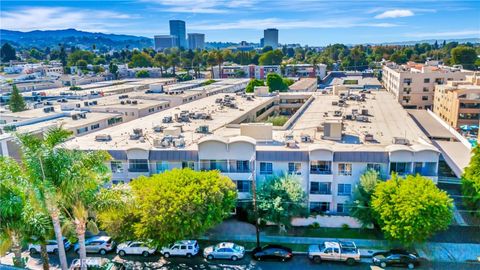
[0,29,153,50]
[365,38,480,46]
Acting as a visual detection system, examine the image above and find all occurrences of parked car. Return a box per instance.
[372,252,421,269]
[203,242,245,261]
[308,241,360,265]
[29,237,71,254]
[252,245,293,261]
[74,236,116,255]
[116,241,156,257]
[69,257,117,270]
[161,240,199,258]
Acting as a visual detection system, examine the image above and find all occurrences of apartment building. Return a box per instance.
[434,73,480,128]
[63,90,441,227]
[382,61,472,109]
[214,64,327,80]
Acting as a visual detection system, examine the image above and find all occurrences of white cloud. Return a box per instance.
[375,9,414,19]
[189,18,398,30]
[142,0,257,14]
[405,30,480,38]
[0,7,133,32]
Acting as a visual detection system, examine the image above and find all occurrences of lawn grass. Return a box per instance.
[262,226,382,240]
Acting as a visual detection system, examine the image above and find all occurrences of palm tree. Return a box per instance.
[154,53,167,76]
[206,52,217,79]
[168,50,180,76]
[216,50,224,78]
[17,127,74,270]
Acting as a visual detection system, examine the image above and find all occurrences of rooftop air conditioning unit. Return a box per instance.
[393,137,410,145]
[356,115,369,122]
[301,135,312,143]
[364,133,375,142]
[132,100,138,105]
[163,116,173,123]
[71,115,78,120]
[286,139,297,148]
[196,125,209,134]
[334,111,342,117]
[173,138,185,147]
[361,109,369,116]
[153,125,163,132]
[95,134,112,141]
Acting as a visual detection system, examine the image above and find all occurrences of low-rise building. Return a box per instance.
[382,61,472,109]
[434,73,480,128]
[289,78,318,92]
[213,64,327,80]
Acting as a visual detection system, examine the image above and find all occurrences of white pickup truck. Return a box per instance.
[308,241,361,265]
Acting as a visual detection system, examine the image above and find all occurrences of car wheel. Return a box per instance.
[313,256,321,263]
[380,262,387,268]
[346,258,355,266]
[207,254,214,260]
[408,263,415,269]
[99,249,107,255]
[29,248,37,254]
[163,252,170,258]
[231,255,238,261]
[119,250,126,257]
[186,253,192,258]
[142,251,149,257]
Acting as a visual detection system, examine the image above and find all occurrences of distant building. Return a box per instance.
[260,38,264,48]
[263,28,279,49]
[382,61,472,109]
[434,73,480,128]
[154,35,178,51]
[188,33,205,50]
[169,20,187,49]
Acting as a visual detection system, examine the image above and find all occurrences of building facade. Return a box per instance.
[263,28,279,49]
[434,73,480,128]
[188,33,205,50]
[154,35,178,51]
[169,20,187,49]
[382,61,472,109]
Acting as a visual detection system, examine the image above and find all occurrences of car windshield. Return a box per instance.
[232,244,242,251]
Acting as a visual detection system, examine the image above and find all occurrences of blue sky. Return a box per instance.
[1,0,479,45]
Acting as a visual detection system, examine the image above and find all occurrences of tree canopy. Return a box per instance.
[349,170,381,228]
[451,46,477,70]
[256,174,307,231]
[266,73,289,92]
[9,84,27,112]
[1,43,16,62]
[461,146,480,216]
[245,79,265,93]
[372,174,453,245]
[97,168,237,248]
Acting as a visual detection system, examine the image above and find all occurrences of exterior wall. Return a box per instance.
[382,65,471,109]
[434,85,480,128]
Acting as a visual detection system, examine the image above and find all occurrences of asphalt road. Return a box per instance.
[2,250,480,270]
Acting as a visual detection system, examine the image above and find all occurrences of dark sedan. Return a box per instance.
[372,252,420,269]
[252,245,293,262]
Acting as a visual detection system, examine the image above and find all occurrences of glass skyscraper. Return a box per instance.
[169,20,187,49]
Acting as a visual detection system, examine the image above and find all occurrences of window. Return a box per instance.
[310,161,331,174]
[390,162,411,175]
[310,182,331,194]
[108,117,123,125]
[182,161,195,169]
[310,202,330,214]
[156,161,169,173]
[110,161,123,173]
[337,184,352,196]
[76,127,88,134]
[128,159,149,172]
[367,163,381,172]
[260,162,273,175]
[288,162,302,175]
[337,203,348,214]
[422,96,428,101]
[236,180,251,193]
[235,160,250,173]
[148,108,155,113]
[424,78,430,83]
[90,123,100,130]
[338,163,352,176]
[423,87,429,92]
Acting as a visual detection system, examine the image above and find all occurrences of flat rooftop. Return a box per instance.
[330,76,381,87]
[289,78,317,91]
[64,93,275,150]
[407,110,457,140]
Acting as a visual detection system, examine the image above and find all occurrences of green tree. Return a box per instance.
[135,70,150,78]
[129,52,153,68]
[168,51,181,76]
[259,50,283,65]
[1,43,16,62]
[154,52,167,76]
[349,170,381,227]
[109,62,119,79]
[17,127,74,270]
[97,169,237,248]
[256,174,307,232]
[68,50,95,66]
[245,79,264,93]
[372,174,453,245]
[451,46,477,70]
[266,73,288,92]
[9,84,27,112]
[461,146,480,215]
[76,59,88,70]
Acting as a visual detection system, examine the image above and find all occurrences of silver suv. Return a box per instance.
[203,242,245,261]
[74,236,116,255]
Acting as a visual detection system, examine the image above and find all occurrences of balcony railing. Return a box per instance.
[310,170,332,175]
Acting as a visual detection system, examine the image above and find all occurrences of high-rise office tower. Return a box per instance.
[169,20,187,49]
[188,33,205,50]
[263,28,279,49]
[154,35,178,51]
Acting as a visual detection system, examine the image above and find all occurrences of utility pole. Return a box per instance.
[251,159,260,248]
